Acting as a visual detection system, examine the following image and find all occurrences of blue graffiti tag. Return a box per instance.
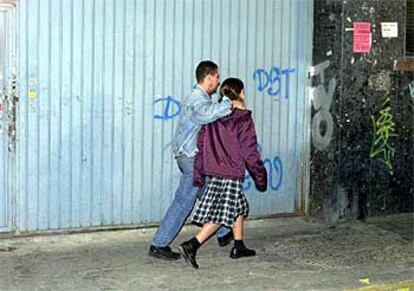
[252,69,269,92]
[264,156,283,191]
[243,145,283,192]
[153,95,182,120]
[253,66,296,99]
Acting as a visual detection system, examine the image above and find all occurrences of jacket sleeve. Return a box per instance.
[193,125,206,187]
[190,96,232,125]
[238,115,268,192]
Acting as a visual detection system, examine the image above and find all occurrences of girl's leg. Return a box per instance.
[232,215,244,240]
[179,222,220,269]
[230,215,256,259]
[196,223,221,244]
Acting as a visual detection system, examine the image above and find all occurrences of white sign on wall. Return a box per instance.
[381,22,398,38]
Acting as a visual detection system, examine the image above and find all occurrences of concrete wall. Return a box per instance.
[311,0,414,222]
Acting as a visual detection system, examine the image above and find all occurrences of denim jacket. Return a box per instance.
[172,84,232,157]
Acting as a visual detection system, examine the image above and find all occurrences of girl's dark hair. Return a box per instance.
[219,78,244,102]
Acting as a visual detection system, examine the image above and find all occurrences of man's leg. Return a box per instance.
[217,225,232,238]
[150,155,199,258]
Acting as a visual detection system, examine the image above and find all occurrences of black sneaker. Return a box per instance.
[148,245,181,260]
[217,230,233,247]
[179,241,199,269]
[229,247,256,259]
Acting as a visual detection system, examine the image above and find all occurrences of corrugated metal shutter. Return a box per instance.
[11,0,312,232]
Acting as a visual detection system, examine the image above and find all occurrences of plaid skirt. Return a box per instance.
[192,176,249,228]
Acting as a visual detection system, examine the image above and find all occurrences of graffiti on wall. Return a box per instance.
[244,144,283,192]
[154,66,298,121]
[310,60,336,151]
[253,67,296,99]
[409,81,414,99]
[153,95,182,120]
[369,93,398,175]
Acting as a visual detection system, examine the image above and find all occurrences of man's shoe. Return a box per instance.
[179,241,199,269]
[148,245,181,260]
[229,247,256,259]
[217,230,233,247]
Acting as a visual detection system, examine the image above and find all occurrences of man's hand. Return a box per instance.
[232,100,246,110]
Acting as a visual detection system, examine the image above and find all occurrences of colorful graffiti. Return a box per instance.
[369,93,398,175]
[253,67,296,99]
[310,60,336,151]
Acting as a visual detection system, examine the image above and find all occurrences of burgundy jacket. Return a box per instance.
[193,109,267,192]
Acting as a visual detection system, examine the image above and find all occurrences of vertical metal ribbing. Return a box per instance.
[130,0,136,224]
[0,10,10,230]
[23,0,29,230]
[139,0,147,223]
[101,0,106,224]
[58,0,63,228]
[159,0,166,219]
[11,0,313,232]
[277,0,284,205]
[120,0,126,223]
[110,0,115,223]
[168,0,177,217]
[80,0,86,226]
[35,0,40,230]
[69,0,73,228]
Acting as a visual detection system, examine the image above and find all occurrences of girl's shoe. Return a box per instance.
[179,241,199,269]
[217,230,233,247]
[229,246,256,259]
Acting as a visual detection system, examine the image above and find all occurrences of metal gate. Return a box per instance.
[11,0,313,233]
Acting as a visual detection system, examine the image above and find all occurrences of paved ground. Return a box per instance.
[0,214,413,290]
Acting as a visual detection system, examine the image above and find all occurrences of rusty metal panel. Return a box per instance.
[13,0,313,232]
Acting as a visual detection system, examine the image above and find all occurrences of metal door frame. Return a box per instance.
[0,1,17,233]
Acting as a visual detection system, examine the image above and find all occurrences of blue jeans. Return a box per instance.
[152,155,230,247]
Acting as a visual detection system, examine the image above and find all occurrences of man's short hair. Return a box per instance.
[195,60,218,83]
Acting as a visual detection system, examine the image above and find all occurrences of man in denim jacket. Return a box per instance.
[149,61,235,260]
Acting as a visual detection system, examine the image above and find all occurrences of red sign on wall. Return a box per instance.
[353,22,371,53]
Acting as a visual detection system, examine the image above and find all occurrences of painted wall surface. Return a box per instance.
[0,0,313,232]
[311,0,414,222]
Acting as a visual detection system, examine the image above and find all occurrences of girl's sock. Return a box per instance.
[234,239,245,250]
[189,237,201,250]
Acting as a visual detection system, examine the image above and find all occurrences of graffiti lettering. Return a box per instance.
[243,145,283,192]
[265,156,283,191]
[153,95,182,120]
[370,94,397,175]
[310,60,336,151]
[253,67,296,99]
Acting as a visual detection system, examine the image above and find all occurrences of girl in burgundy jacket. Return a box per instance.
[179,78,267,269]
